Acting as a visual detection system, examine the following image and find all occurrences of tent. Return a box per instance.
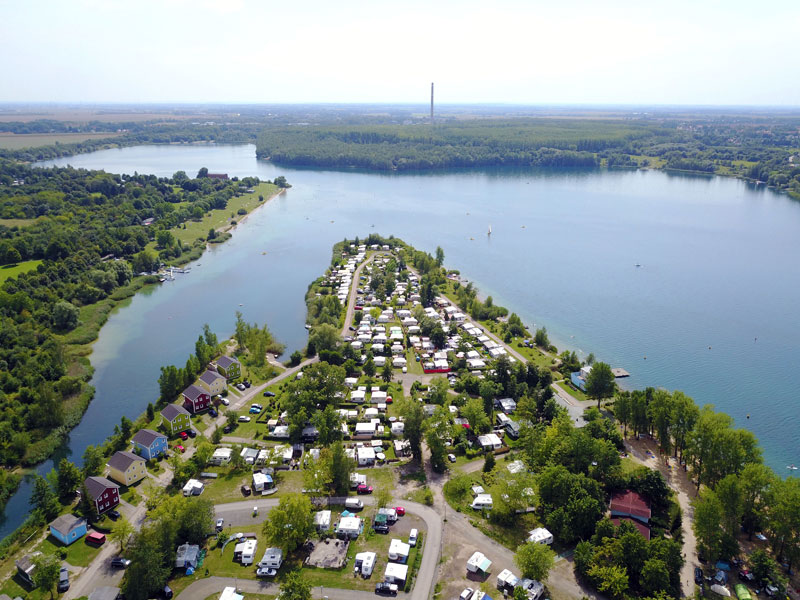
[711,584,731,597]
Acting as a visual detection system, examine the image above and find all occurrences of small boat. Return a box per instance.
[635,263,641,267]
[487,224,492,235]
[788,465,798,470]
[304,324,312,330]
[158,277,166,283]
[239,303,243,306]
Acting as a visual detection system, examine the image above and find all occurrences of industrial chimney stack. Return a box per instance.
[430,82,434,124]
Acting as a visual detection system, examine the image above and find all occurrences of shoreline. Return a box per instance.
[0,179,287,538]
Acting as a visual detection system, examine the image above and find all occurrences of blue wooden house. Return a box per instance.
[50,514,87,545]
[131,428,168,460]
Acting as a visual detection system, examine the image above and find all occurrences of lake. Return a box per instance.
[2,143,797,539]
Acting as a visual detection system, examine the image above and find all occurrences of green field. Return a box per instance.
[149,182,281,253]
[0,132,119,149]
[0,259,42,283]
[0,218,39,228]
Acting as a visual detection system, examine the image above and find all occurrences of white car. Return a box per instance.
[221,398,230,406]
[408,528,418,547]
[238,416,251,423]
[236,383,246,391]
[448,453,456,463]
[256,567,277,577]
[459,588,474,600]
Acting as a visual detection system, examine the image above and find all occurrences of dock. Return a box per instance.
[612,368,630,378]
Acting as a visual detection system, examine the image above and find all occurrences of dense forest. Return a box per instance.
[0,161,265,480]
[255,117,800,197]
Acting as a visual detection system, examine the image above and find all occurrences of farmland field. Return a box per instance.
[0,132,119,149]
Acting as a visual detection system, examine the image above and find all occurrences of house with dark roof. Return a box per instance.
[85,476,120,514]
[182,384,211,414]
[15,552,40,586]
[215,355,241,380]
[161,404,191,436]
[107,451,147,486]
[198,369,226,396]
[131,428,167,460]
[50,513,87,545]
[609,490,651,524]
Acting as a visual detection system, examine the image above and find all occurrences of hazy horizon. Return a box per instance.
[1,0,799,106]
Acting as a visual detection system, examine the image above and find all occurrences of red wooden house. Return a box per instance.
[182,384,211,414]
[84,476,120,515]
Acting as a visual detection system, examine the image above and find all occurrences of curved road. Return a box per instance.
[178,497,441,600]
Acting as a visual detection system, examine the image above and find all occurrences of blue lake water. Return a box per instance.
[2,143,797,539]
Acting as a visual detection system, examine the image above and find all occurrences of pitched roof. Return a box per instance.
[610,490,652,521]
[199,370,225,385]
[131,428,166,447]
[611,517,651,540]
[216,355,239,369]
[182,384,208,401]
[107,450,145,472]
[84,476,119,500]
[161,403,190,421]
[50,513,86,535]
[15,552,40,574]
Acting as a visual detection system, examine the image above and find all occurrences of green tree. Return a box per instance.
[312,405,343,446]
[30,474,59,520]
[77,482,98,522]
[363,356,376,379]
[584,362,615,409]
[534,327,549,348]
[515,541,556,582]
[327,442,354,496]
[588,564,629,599]
[56,458,82,501]
[381,360,393,383]
[263,493,315,554]
[33,553,61,599]
[400,399,425,461]
[82,444,104,477]
[123,524,173,600]
[640,558,670,597]
[749,548,778,587]
[693,488,724,563]
[483,452,495,472]
[226,410,239,428]
[111,516,135,551]
[280,571,312,600]
[52,300,79,330]
[308,323,340,354]
[739,463,775,536]
[462,397,490,433]
[435,246,445,267]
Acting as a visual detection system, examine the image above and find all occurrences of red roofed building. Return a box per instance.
[611,517,651,540]
[609,490,651,523]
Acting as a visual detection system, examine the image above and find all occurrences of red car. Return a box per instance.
[386,396,393,404]
[395,506,405,516]
[179,431,188,441]
[356,484,374,495]
[174,444,185,453]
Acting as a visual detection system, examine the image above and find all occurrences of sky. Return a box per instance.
[1,0,799,106]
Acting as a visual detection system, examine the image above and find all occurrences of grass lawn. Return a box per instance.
[201,468,304,505]
[0,259,43,284]
[33,533,104,567]
[0,132,119,149]
[556,381,588,403]
[0,217,39,228]
[168,183,280,248]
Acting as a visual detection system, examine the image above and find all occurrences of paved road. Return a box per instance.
[341,254,374,335]
[551,382,588,427]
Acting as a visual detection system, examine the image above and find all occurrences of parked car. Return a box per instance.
[209,408,218,417]
[263,391,275,397]
[236,383,246,391]
[695,567,704,585]
[174,444,185,453]
[107,509,121,521]
[459,588,474,600]
[241,484,252,496]
[249,407,261,414]
[163,585,174,599]
[186,429,197,438]
[111,557,131,569]
[375,582,398,596]
[386,396,392,404]
[357,484,374,494]
[256,567,277,577]
[738,569,755,582]
[216,518,225,531]
[448,453,457,463]
[244,381,251,389]
[239,416,251,423]
[179,431,189,440]
[765,584,779,597]
[86,532,106,546]
[395,506,405,516]
[373,523,389,534]
[221,398,230,406]
[349,326,356,331]
[57,567,70,592]
[223,425,233,433]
